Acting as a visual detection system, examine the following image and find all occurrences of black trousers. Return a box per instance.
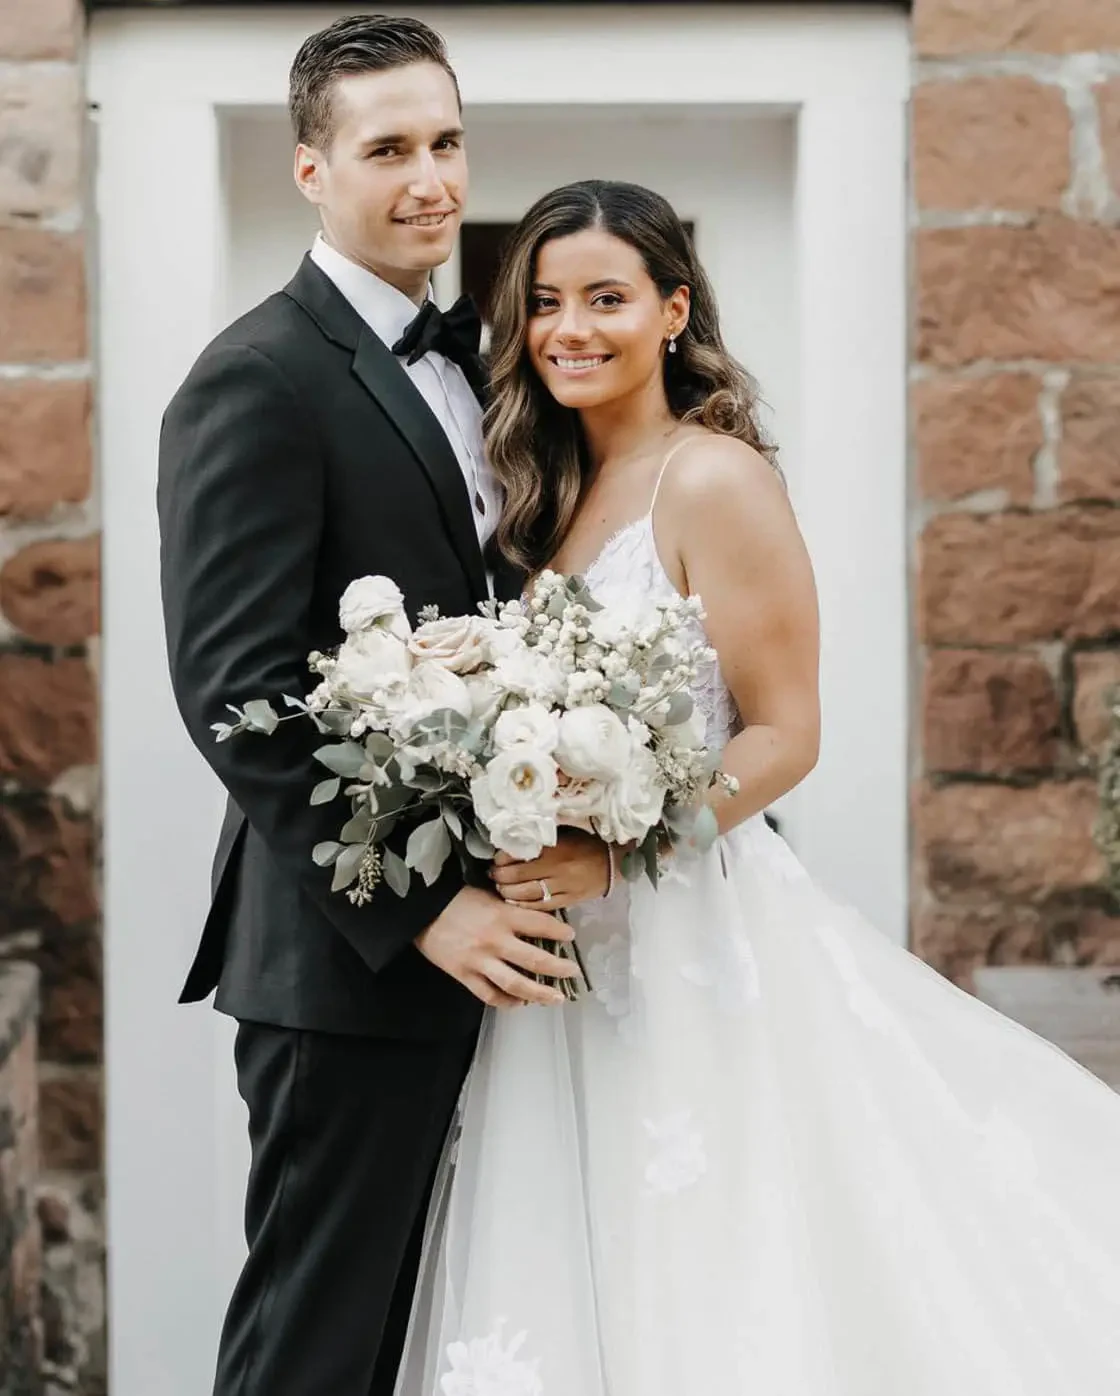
[212,1022,476,1396]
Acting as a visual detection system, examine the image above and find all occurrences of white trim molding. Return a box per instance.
[90,7,909,1393]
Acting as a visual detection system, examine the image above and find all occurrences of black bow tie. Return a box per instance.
[392,294,483,377]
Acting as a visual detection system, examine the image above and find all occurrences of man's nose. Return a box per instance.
[408,151,445,201]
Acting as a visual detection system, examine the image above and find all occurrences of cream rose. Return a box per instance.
[555,775,609,831]
[462,672,505,726]
[555,703,631,782]
[470,744,559,861]
[595,742,666,844]
[331,628,412,702]
[408,615,489,674]
[394,662,473,734]
[338,575,410,639]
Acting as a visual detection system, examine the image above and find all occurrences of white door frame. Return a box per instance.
[89,6,909,1392]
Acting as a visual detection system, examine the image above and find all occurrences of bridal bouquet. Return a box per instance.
[214,570,735,998]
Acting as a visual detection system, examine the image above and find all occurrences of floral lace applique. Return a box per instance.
[642,1109,708,1195]
[679,931,762,1013]
[441,1320,543,1396]
[585,931,631,1018]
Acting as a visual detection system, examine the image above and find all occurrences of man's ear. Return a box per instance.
[294,143,325,205]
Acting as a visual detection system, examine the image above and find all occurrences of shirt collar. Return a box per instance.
[309,233,430,347]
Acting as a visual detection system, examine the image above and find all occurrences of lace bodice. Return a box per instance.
[583,513,743,751]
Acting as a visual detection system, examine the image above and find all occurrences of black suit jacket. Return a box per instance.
[158,256,520,1039]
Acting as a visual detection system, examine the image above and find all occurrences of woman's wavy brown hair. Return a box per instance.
[485,179,777,573]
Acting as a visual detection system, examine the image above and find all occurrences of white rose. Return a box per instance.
[331,628,413,702]
[555,775,609,831]
[394,662,473,734]
[493,704,560,753]
[662,706,708,751]
[555,704,631,782]
[497,648,566,705]
[471,744,559,861]
[595,743,667,844]
[408,615,490,674]
[462,672,505,726]
[339,575,410,639]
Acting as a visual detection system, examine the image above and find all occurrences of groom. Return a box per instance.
[157,15,581,1394]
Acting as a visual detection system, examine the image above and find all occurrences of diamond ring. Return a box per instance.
[539,879,552,904]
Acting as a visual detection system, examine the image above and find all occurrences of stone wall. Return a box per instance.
[0,965,41,1396]
[912,0,1120,984]
[0,0,104,1391]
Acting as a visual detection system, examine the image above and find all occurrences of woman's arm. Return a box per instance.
[660,435,821,834]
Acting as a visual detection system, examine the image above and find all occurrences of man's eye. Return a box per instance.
[435,137,462,151]
[369,146,397,159]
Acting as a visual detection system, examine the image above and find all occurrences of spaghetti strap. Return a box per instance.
[649,436,696,517]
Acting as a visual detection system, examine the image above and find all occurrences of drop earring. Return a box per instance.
[668,334,678,355]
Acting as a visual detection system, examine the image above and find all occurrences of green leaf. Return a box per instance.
[621,849,644,881]
[331,842,366,892]
[640,829,660,888]
[317,709,355,737]
[442,804,463,840]
[310,777,341,806]
[340,810,373,843]
[382,847,411,897]
[664,691,693,726]
[314,742,368,777]
[692,804,719,852]
[408,769,447,793]
[312,840,343,867]
[364,731,395,759]
[283,694,308,712]
[211,722,234,743]
[244,699,280,734]
[412,707,469,740]
[405,817,452,887]
[464,826,495,860]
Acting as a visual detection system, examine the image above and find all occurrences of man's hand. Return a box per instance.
[489,828,612,911]
[414,885,579,1008]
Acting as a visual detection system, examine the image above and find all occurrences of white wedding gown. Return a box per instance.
[395,502,1120,1396]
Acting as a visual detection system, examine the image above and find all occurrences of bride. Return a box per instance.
[397,179,1120,1395]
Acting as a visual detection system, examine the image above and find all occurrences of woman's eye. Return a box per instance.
[593,293,623,308]
[530,296,558,313]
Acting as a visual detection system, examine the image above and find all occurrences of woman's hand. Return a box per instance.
[489,829,612,910]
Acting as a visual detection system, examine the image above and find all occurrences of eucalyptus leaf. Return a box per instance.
[405,817,452,887]
[408,770,447,793]
[382,847,411,897]
[317,709,355,737]
[244,699,280,734]
[314,742,368,778]
[331,842,366,892]
[211,722,233,743]
[692,804,720,853]
[640,829,660,888]
[283,694,308,712]
[464,826,495,860]
[340,811,374,843]
[310,777,341,806]
[650,652,675,679]
[621,849,645,881]
[312,840,343,867]
[664,691,693,726]
[363,731,395,759]
[441,805,463,840]
[609,677,640,707]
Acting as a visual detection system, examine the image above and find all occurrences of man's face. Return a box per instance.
[296,61,467,296]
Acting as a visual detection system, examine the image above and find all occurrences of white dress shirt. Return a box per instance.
[309,234,497,555]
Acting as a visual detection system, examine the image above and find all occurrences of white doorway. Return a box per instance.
[90,7,909,1393]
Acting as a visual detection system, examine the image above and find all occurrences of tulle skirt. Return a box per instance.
[396,817,1120,1396]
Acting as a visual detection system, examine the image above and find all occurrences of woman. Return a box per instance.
[396,181,1120,1395]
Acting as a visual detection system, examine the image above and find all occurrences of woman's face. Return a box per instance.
[525,227,688,412]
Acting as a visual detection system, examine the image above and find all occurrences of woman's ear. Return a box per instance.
[666,284,691,340]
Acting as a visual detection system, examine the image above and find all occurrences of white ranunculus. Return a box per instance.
[493,704,560,754]
[408,615,489,674]
[596,742,667,844]
[462,671,505,726]
[471,744,559,861]
[555,775,609,831]
[339,575,410,639]
[662,706,708,751]
[555,703,631,782]
[394,661,473,734]
[331,628,413,702]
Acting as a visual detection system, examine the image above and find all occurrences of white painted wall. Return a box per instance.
[89,8,909,1393]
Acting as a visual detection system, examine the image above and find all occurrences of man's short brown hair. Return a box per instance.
[289,14,461,149]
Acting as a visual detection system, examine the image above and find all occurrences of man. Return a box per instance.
[157,15,587,1394]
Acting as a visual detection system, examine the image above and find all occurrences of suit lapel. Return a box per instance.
[351,327,488,604]
[284,256,489,607]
